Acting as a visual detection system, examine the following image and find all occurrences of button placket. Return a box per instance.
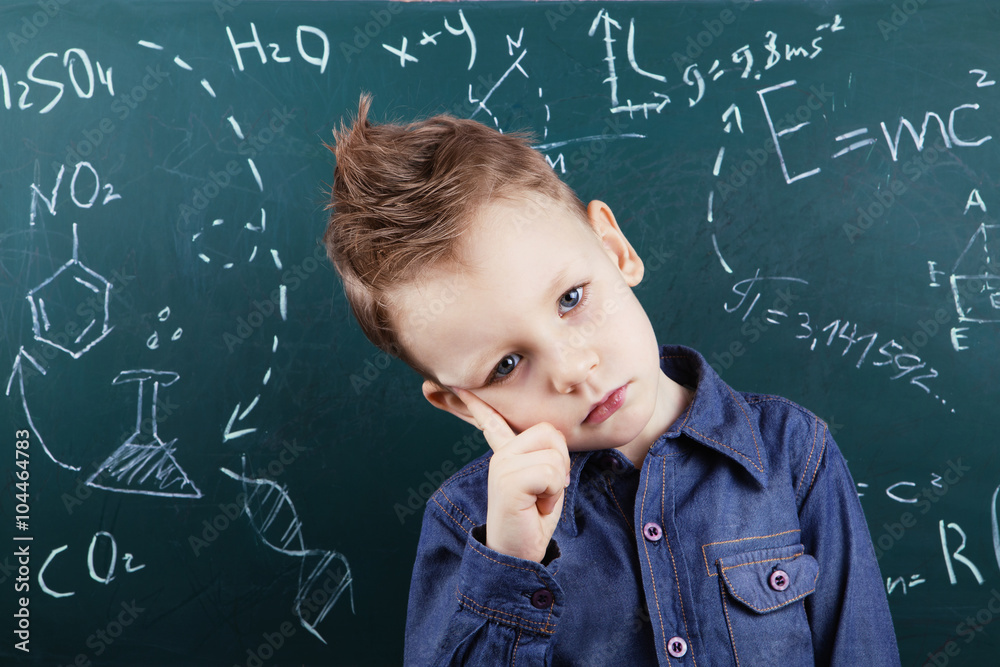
[639,456,696,665]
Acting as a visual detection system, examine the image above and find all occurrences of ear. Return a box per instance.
[422,380,479,428]
[586,200,645,287]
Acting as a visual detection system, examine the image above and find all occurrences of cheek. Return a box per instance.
[603,294,655,347]
[494,395,572,435]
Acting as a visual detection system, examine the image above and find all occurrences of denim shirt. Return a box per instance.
[405,346,900,666]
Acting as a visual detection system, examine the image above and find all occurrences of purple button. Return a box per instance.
[642,522,663,542]
[769,569,790,592]
[530,588,553,609]
[667,636,688,658]
[598,453,624,473]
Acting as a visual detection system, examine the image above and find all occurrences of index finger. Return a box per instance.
[450,387,516,449]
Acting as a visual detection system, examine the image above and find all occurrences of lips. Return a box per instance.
[584,384,627,425]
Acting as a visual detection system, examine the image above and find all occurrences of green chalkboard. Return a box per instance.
[2,0,999,664]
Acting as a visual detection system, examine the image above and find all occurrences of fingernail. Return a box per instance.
[565,472,571,487]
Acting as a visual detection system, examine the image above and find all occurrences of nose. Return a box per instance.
[549,342,598,394]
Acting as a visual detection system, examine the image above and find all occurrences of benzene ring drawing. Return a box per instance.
[26,223,113,359]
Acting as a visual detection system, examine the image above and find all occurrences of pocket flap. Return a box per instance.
[718,545,818,614]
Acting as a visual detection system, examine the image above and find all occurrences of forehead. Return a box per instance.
[388,195,601,382]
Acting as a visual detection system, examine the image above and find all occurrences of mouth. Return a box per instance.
[584,384,628,425]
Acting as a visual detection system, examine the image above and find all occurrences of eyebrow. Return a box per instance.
[459,265,577,387]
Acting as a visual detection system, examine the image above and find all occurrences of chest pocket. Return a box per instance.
[716,544,818,665]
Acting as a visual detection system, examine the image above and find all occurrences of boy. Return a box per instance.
[324,95,900,665]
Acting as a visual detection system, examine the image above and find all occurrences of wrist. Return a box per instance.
[479,524,559,564]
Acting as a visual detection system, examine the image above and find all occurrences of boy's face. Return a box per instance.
[392,195,683,463]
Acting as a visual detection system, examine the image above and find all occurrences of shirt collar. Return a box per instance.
[559,345,768,536]
[657,345,769,488]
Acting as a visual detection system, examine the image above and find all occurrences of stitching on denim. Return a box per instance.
[700,529,802,577]
[640,464,670,663]
[795,418,820,503]
[431,496,471,536]
[805,422,827,496]
[428,459,490,534]
[720,568,816,613]
[457,591,556,635]
[543,580,555,633]
[437,488,476,531]
[660,460,666,522]
[468,539,547,576]
[719,581,742,667]
[457,592,556,633]
[604,478,631,526]
[512,626,521,666]
[685,425,763,473]
[744,395,819,425]
[719,551,815,612]
[441,459,490,486]
[659,461,698,667]
[725,384,764,471]
[719,549,804,571]
[745,395,802,409]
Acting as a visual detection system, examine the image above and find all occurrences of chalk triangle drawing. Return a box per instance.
[950,223,1000,323]
[87,370,202,498]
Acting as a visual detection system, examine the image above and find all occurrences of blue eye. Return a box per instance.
[488,353,521,385]
[495,354,521,377]
[558,287,583,314]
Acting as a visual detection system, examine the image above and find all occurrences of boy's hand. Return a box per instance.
[452,388,571,563]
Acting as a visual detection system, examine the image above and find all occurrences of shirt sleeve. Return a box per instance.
[796,423,901,666]
[404,489,563,666]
